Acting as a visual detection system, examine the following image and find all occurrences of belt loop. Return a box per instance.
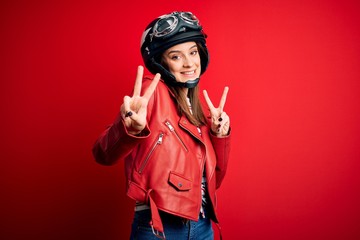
[147,189,166,239]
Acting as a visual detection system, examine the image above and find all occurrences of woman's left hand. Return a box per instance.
[203,87,230,137]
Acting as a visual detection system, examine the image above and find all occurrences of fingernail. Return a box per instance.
[218,118,223,122]
[125,111,133,117]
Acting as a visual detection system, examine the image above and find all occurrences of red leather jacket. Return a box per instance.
[92,77,231,234]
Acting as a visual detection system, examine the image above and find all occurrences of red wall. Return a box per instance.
[1,0,360,239]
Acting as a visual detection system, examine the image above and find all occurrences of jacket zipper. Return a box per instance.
[165,121,189,152]
[138,133,163,174]
[178,122,206,215]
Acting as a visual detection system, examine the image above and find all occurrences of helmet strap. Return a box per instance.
[170,78,199,88]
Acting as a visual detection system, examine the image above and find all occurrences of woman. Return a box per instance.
[92,11,231,240]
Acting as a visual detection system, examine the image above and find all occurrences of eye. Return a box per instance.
[190,50,198,56]
[170,55,181,60]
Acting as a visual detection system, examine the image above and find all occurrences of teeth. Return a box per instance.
[182,71,195,75]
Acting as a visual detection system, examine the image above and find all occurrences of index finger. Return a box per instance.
[218,86,229,111]
[203,89,216,111]
[133,66,144,97]
[143,73,161,100]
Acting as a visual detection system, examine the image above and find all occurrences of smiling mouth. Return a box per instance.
[181,70,196,75]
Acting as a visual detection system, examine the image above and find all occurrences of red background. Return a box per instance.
[1,0,360,239]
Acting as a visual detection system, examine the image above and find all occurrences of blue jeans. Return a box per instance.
[130,209,214,240]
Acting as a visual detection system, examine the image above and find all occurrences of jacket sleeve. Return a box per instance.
[92,78,157,166]
[92,113,151,166]
[209,130,231,189]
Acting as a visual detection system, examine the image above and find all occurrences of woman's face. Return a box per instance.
[162,41,201,83]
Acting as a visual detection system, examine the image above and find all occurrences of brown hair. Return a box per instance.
[168,85,207,126]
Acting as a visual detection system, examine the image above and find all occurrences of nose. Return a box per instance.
[183,55,194,67]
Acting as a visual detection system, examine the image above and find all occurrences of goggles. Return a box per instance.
[149,12,201,42]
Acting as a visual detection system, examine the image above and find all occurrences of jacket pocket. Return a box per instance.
[164,120,189,152]
[138,132,164,174]
[168,171,192,191]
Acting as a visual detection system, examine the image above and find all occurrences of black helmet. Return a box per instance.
[140,11,209,88]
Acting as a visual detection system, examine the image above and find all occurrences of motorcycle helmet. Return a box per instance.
[140,11,209,88]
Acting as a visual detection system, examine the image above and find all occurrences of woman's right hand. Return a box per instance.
[120,66,161,135]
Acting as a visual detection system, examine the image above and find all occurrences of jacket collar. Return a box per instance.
[178,116,203,143]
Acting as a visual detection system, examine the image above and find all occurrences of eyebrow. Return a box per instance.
[167,44,197,55]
